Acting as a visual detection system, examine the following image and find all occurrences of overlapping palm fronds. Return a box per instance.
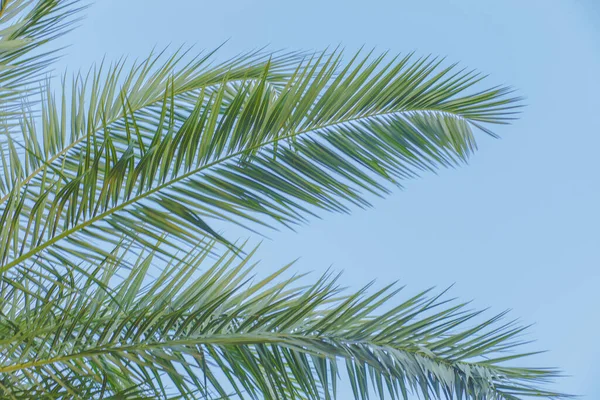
[0,1,567,399]
[0,241,566,399]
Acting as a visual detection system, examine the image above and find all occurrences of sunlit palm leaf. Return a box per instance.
[0,48,520,272]
[0,241,565,399]
[0,0,85,117]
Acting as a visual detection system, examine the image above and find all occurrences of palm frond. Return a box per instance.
[0,48,521,272]
[0,0,85,116]
[0,241,565,399]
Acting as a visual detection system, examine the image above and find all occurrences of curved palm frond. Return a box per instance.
[0,240,566,400]
[0,48,521,272]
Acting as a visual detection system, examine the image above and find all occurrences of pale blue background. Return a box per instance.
[52,0,599,397]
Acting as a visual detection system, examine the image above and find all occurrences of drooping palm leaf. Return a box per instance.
[0,48,521,273]
[0,240,565,400]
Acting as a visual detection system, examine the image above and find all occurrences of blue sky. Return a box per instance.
[53,0,599,396]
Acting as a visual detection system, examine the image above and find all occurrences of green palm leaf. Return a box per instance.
[0,0,85,118]
[0,240,566,399]
[0,48,520,272]
[0,3,567,398]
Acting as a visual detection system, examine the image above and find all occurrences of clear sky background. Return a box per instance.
[51,0,599,397]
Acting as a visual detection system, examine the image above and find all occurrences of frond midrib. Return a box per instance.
[0,329,524,381]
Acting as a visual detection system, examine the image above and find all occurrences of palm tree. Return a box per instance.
[0,1,566,399]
